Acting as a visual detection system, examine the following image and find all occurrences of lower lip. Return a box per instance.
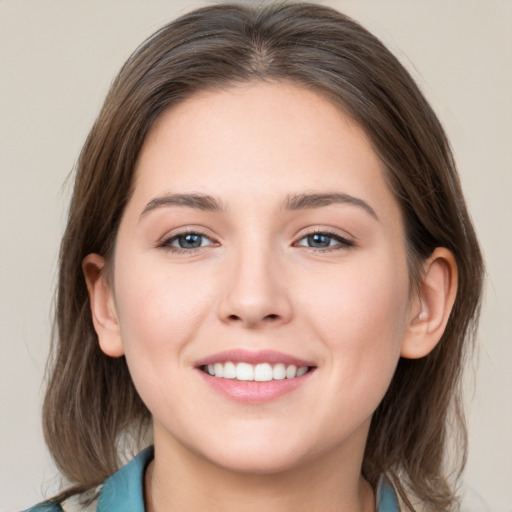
[197,369,314,404]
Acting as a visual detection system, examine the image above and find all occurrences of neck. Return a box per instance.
[145,428,375,512]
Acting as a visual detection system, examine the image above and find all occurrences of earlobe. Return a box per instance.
[401,247,458,359]
[82,253,125,357]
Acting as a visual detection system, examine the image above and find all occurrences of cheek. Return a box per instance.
[113,259,218,362]
[297,253,410,394]
[111,260,220,422]
[301,256,408,336]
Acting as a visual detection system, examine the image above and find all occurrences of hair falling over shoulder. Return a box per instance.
[43,3,484,510]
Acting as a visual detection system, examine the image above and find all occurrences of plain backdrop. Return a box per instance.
[1,1,511,511]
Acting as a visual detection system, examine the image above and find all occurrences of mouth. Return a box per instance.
[194,349,316,402]
[200,361,313,381]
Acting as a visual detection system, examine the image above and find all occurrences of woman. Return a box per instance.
[27,3,484,511]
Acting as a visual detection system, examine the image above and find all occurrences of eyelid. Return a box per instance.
[293,228,355,251]
[156,226,355,254]
[158,228,219,253]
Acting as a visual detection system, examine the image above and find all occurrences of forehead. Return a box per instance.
[131,81,398,220]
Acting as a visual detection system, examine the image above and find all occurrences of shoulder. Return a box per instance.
[22,446,154,512]
[21,491,98,512]
[22,503,63,512]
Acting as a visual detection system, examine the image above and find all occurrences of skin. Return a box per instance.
[84,82,457,512]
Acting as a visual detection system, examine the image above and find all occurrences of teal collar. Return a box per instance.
[96,446,154,512]
[97,446,400,511]
[376,475,401,511]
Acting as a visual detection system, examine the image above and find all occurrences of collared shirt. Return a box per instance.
[26,446,400,511]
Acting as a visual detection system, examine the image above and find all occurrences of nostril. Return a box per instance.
[226,313,279,322]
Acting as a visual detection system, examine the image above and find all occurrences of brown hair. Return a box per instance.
[43,3,484,510]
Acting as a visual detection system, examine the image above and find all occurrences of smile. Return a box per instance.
[195,349,316,403]
[201,362,310,381]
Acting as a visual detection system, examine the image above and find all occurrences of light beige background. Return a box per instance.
[1,1,510,511]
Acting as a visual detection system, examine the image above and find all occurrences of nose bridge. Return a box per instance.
[218,233,292,327]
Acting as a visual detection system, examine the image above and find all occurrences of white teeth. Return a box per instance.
[205,362,310,381]
[236,362,254,381]
[223,361,237,379]
[213,363,224,378]
[296,366,308,377]
[254,363,273,381]
[286,364,297,379]
[273,363,286,380]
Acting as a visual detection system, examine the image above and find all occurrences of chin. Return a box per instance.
[207,446,308,476]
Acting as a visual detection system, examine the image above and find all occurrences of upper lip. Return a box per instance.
[195,349,316,368]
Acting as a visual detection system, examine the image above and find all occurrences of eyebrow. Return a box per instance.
[140,191,378,220]
[140,193,224,218]
[283,192,378,220]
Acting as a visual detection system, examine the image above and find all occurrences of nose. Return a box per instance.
[217,245,293,329]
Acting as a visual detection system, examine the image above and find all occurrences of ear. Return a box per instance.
[401,247,458,359]
[82,253,125,357]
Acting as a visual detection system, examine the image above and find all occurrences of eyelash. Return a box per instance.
[159,229,355,255]
[158,230,219,254]
[293,230,354,252]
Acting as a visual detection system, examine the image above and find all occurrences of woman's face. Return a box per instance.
[104,82,416,473]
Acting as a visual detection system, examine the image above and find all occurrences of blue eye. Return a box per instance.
[296,232,353,250]
[160,230,352,253]
[162,232,215,251]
